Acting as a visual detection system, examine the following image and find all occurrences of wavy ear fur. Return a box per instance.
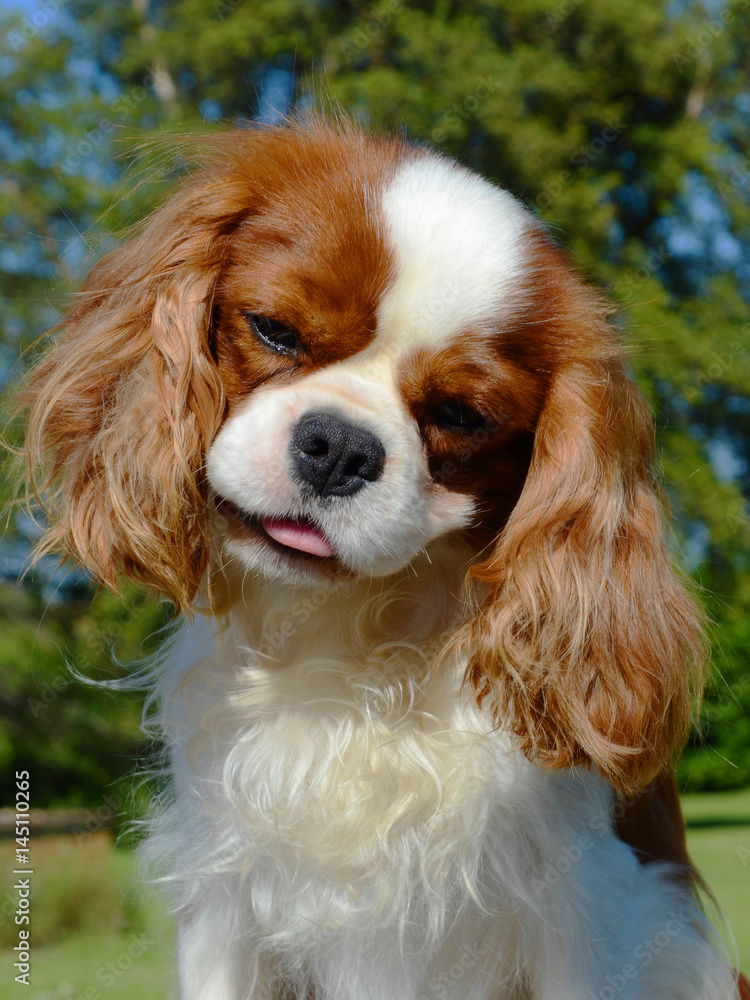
[462,241,707,794]
[18,157,251,611]
[18,121,401,611]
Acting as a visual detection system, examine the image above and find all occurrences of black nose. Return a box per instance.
[291,411,385,498]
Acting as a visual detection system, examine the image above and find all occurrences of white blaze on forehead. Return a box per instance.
[376,154,533,354]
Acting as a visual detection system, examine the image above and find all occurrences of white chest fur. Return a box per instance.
[147,562,736,1000]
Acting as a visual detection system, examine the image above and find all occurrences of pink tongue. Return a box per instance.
[260,517,334,558]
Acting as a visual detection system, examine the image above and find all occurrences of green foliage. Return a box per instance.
[0,579,168,807]
[680,600,750,790]
[1,0,749,801]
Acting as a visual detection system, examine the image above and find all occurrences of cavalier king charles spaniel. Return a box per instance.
[22,121,743,999]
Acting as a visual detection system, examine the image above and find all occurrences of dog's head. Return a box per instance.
[21,122,705,791]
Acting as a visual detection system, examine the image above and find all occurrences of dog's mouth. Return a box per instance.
[215,497,338,564]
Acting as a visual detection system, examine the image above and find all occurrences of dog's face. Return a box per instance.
[206,149,542,584]
[21,122,705,792]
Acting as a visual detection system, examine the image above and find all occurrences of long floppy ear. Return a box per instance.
[18,164,248,612]
[462,249,707,794]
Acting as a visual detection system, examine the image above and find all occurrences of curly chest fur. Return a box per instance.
[153,568,587,930]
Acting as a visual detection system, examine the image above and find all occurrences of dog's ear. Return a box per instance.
[19,167,248,612]
[461,247,707,794]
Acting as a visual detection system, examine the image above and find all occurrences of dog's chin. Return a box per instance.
[214,497,355,588]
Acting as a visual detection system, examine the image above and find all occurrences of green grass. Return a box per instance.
[4,928,174,1000]
[0,835,174,1000]
[683,787,750,971]
[2,793,748,996]
[682,786,750,827]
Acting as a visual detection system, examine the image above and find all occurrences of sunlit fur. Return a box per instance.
[142,556,733,1000]
[19,120,739,999]
[458,234,707,792]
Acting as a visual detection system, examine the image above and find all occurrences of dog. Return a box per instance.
[21,121,741,999]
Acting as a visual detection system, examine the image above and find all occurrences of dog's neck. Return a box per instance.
[157,534,513,896]
[212,534,475,674]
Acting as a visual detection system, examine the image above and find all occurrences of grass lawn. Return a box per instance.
[5,928,174,1000]
[1,791,748,997]
[0,834,174,1000]
[683,787,750,971]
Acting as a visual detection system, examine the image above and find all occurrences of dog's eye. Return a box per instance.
[430,400,488,433]
[244,313,300,356]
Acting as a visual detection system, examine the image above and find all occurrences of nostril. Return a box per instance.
[343,453,367,477]
[305,436,329,458]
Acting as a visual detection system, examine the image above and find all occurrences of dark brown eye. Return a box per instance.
[244,313,300,356]
[430,400,488,433]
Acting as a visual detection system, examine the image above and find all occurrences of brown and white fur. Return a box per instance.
[21,122,740,999]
